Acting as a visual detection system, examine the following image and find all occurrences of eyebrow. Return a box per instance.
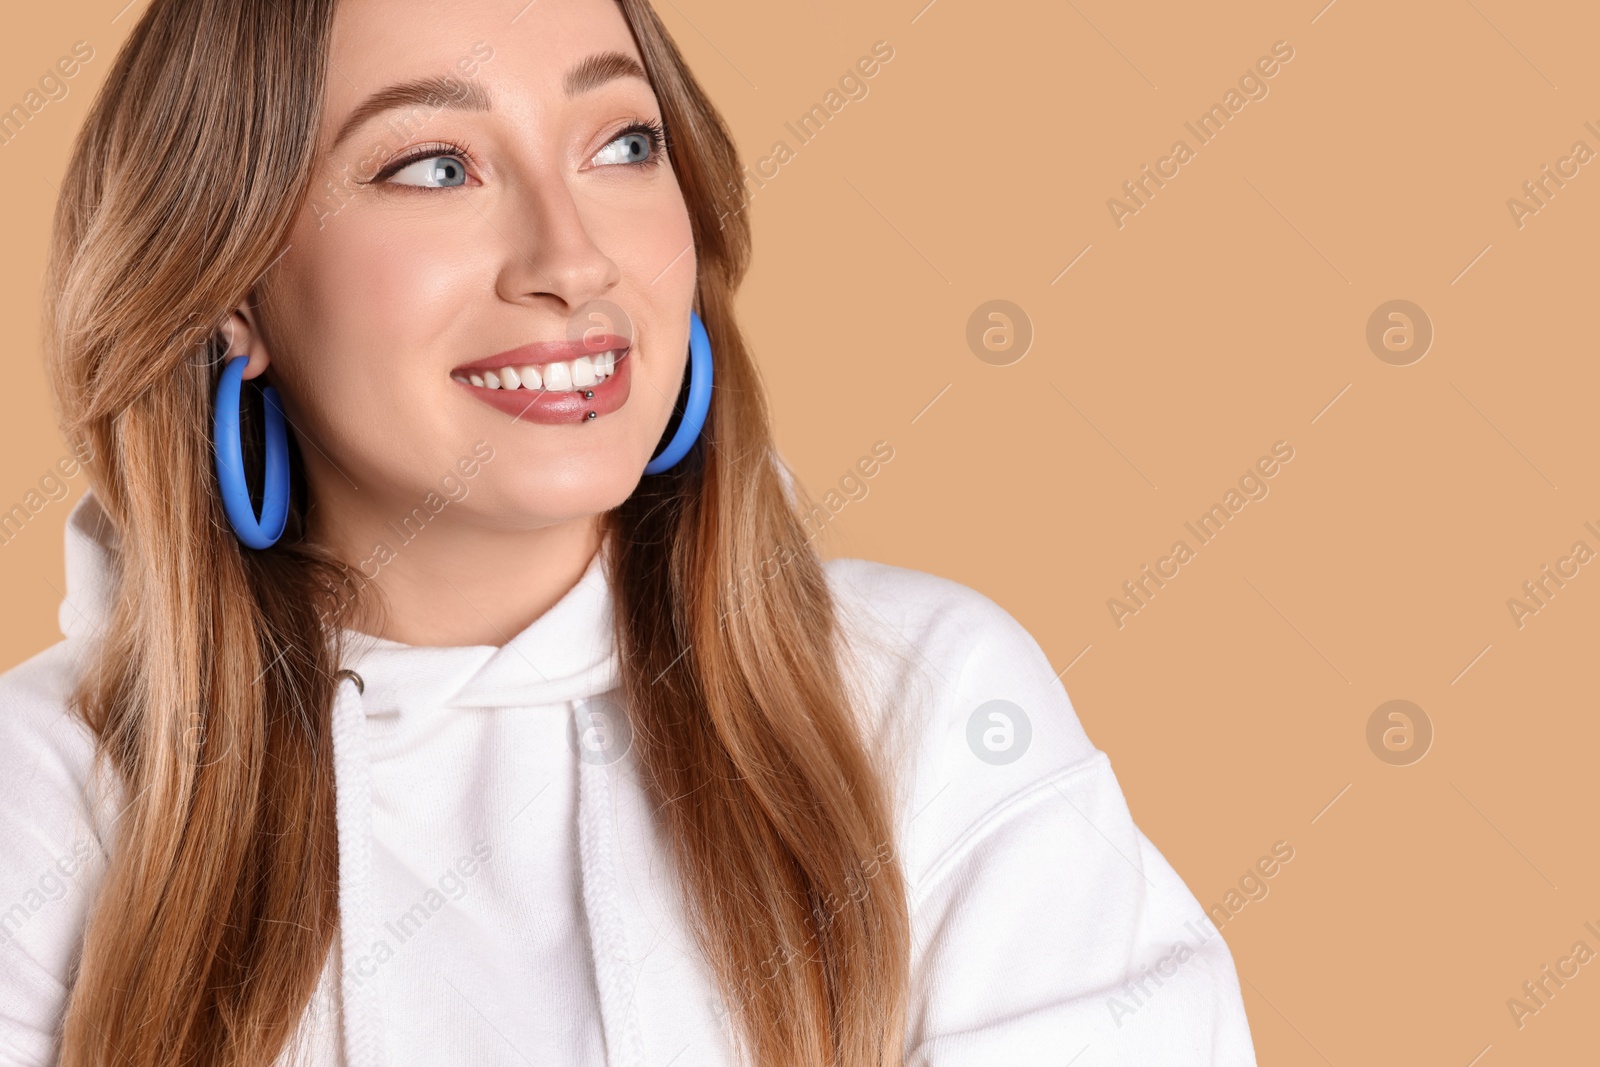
[563,50,650,98]
[329,51,651,153]
[331,75,490,152]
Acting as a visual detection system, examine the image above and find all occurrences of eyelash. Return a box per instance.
[612,117,669,167]
[368,117,669,187]
[366,140,478,186]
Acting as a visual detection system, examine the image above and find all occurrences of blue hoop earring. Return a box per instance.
[213,355,291,549]
[643,310,713,475]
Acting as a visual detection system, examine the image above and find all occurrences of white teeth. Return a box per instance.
[452,374,470,384]
[457,350,623,393]
[542,360,572,391]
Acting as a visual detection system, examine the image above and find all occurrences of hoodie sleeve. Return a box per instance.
[0,640,116,1067]
[903,755,1259,1066]
[827,560,1257,1066]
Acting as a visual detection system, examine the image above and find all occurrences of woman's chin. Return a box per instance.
[465,466,644,528]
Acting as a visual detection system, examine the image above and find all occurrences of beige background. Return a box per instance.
[5,0,1599,1062]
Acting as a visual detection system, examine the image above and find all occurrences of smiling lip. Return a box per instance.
[452,333,632,374]
[453,339,633,425]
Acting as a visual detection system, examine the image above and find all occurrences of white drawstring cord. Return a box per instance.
[577,721,643,1067]
[332,670,382,1067]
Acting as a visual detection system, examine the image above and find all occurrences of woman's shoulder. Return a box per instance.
[821,554,1096,743]
[0,636,119,1063]
[0,636,104,794]
[0,633,118,854]
[822,555,1074,667]
[822,556,1027,656]
[820,556,1106,853]
[820,558,1258,1062]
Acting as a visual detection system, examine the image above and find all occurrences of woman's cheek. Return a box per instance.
[352,214,476,311]
[320,225,481,377]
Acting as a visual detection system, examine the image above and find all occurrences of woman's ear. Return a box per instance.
[216,302,272,381]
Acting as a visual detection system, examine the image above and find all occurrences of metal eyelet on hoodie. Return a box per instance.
[335,669,365,694]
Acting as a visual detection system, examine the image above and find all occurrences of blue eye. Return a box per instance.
[592,119,668,168]
[386,154,469,188]
[595,132,651,166]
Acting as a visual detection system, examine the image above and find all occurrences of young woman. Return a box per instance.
[0,0,1257,1064]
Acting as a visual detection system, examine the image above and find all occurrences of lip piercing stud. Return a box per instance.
[586,411,596,420]
[583,390,594,399]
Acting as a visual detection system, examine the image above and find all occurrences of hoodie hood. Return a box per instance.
[56,490,648,1067]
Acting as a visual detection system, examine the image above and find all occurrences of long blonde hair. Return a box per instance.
[41,0,910,1063]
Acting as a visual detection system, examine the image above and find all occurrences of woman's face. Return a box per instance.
[249,0,697,535]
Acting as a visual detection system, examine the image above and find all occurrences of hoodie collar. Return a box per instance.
[337,539,621,715]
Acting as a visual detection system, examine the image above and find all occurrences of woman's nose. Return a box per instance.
[492,167,621,314]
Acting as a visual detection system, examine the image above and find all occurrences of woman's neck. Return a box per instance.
[311,497,605,649]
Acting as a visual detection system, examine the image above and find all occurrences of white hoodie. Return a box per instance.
[0,491,1258,1066]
